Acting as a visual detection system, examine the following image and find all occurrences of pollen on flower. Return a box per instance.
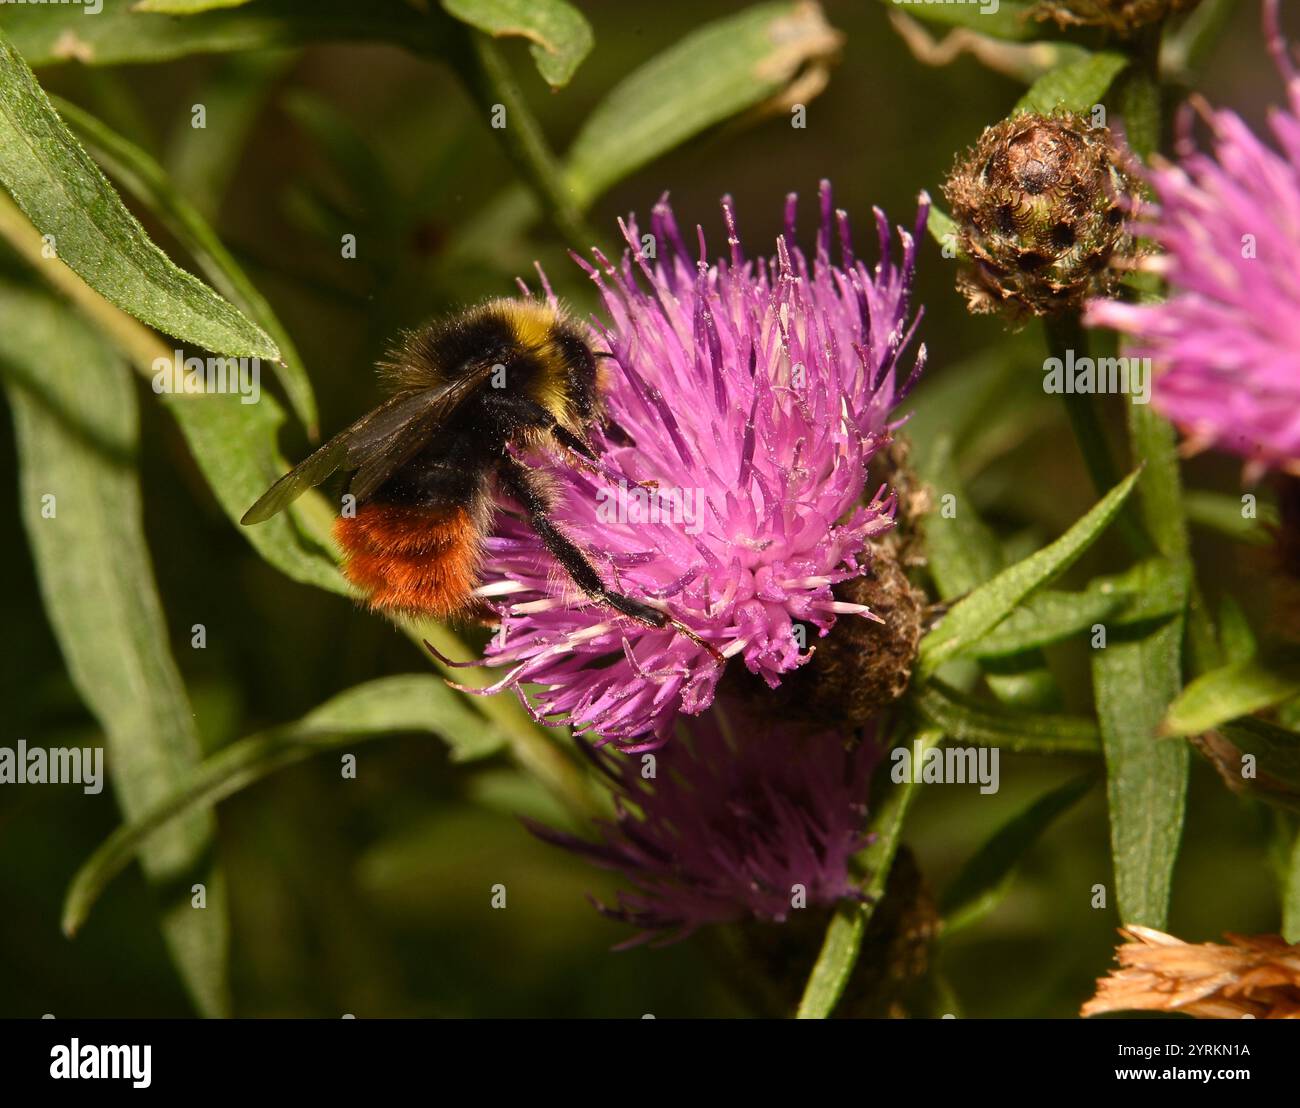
[465,182,928,748]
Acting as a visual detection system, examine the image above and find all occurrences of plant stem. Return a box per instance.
[796,726,942,1018]
[452,28,596,252]
[1044,313,1152,556]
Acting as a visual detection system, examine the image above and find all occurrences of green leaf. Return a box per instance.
[1162,649,1300,739]
[926,203,960,255]
[875,0,1039,41]
[0,282,227,1017]
[161,390,348,595]
[918,435,1003,600]
[917,469,1142,679]
[797,728,942,1019]
[441,0,592,89]
[55,95,318,435]
[564,1,843,208]
[0,0,443,68]
[133,0,254,12]
[1217,594,1257,666]
[0,28,279,361]
[972,559,1186,659]
[917,433,1060,708]
[914,680,1101,754]
[63,675,505,938]
[972,587,1127,658]
[1015,51,1128,116]
[942,775,1096,933]
[1093,559,1189,928]
[1184,489,1277,548]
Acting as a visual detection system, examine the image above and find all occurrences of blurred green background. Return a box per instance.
[0,0,1286,1017]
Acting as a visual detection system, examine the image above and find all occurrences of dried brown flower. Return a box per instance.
[1082,925,1300,1019]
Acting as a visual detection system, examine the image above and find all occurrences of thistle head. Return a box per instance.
[943,111,1142,323]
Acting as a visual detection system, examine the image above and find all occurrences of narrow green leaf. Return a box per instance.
[0,283,227,1017]
[55,95,318,435]
[441,0,592,89]
[917,433,1059,707]
[927,203,960,255]
[797,728,942,1019]
[942,774,1096,933]
[0,28,279,361]
[1217,595,1257,666]
[914,680,1101,754]
[165,391,349,595]
[133,0,254,12]
[0,0,444,68]
[972,558,1185,659]
[564,1,843,208]
[1184,489,1277,547]
[1093,560,1189,928]
[1015,52,1128,116]
[918,469,1142,678]
[972,587,1130,658]
[1163,649,1300,739]
[918,435,1003,600]
[63,675,505,937]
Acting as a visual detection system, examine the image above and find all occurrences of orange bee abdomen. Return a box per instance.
[334,502,483,618]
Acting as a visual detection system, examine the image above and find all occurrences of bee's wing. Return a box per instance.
[240,367,493,525]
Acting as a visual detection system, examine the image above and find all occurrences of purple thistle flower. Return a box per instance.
[1086,0,1300,481]
[524,704,879,948]
[463,183,927,749]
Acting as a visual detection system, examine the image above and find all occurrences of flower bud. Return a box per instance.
[943,111,1143,322]
[1031,0,1201,35]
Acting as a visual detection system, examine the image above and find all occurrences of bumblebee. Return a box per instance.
[242,298,682,632]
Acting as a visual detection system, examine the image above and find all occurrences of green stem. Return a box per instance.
[452,28,595,251]
[1044,314,1151,556]
[796,726,942,1018]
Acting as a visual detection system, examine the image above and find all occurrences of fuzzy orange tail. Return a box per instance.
[334,503,482,618]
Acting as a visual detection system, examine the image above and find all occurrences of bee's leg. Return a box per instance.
[497,457,665,627]
[497,459,724,663]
